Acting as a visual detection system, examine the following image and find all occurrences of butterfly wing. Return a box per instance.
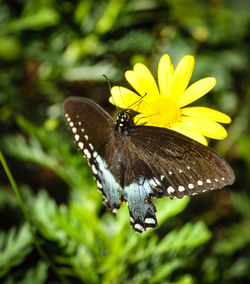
[63,97,123,211]
[122,126,235,232]
[64,97,235,234]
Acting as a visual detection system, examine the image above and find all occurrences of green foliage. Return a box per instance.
[27,190,210,283]
[6,261,48,284]
[0,0,249,283]
[0,113,212,282]
[19,261,48,284]
[0,224,33,277]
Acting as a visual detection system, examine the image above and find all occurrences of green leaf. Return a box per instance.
[155,221,212,254]
[110,30,156,53]
[132,221,211,263]
[1,118,92,189]
[0,224,33,277]
[213,220,250,255]
[96,0,125,34]
[232,193,250,217]
[151,259,185,282]
[31,191,68,245]
[7,8,60,31]
[156,196,190,226]
[170,274,194,284]
[20,261,48,284]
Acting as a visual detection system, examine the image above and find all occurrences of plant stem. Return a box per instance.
[0,149,70,284]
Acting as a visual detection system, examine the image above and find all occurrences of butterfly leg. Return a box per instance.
[123,180,158,233]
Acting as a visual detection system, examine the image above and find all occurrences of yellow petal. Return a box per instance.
[158,54,174,97]
[181,116,228,139]
[179,77,216,107]
[169,55,195,101]
[110,86,142,111]
[170,122,208,145]
[182,107,231,123]
[125,63,159,101]
[134,114,208,145]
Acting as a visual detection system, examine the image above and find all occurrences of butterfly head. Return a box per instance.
[114,111,132,133]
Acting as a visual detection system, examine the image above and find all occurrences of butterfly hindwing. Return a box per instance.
[63,97,122,210]
[119,140,159,232]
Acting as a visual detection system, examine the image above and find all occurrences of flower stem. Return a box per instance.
[0,149,70,284]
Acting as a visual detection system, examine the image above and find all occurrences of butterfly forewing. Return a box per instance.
[120,126,234,232]
[127,126,235,199]
[63,97,123,210]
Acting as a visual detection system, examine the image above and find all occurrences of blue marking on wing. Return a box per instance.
[95,154,122,210]
[124,177,160,233]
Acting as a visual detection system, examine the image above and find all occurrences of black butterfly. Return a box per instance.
[63,96,235,233]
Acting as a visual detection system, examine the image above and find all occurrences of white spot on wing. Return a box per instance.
[78,142,84,149]
[178,185,185,192]
[160,175,165,181]
[215,178,218,182]
[89,143,94,150]
[167,186,175,194]
[65,113,69,118]
[206,179,211,184]
[134,223,144,232]
[197,180,203,186]
[78,121,82,126]
[92,164,98,175]
[72,127,77,133]
[84,135,88,140]
[83,149,91,159]
[74,134,80,141]
[179,169,183,173]
[188,183,194,189]
[168,171,173,175]
[150,178,161,187]
[221,177,225,181]
[145,218,155,225]
[69,122,74,127]
[67,117,71,122]
[93,151,98,158]
[96,180,102,189]
[187,166,191,170]
[130,217,134,223]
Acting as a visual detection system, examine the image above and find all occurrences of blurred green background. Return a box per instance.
[0,0,249,283]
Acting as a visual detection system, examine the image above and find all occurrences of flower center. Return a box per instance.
[144,97,181,127]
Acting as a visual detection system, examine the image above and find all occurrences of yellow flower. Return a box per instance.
[109,54,231,146]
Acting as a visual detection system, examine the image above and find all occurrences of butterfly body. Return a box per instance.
[64,96,235,233]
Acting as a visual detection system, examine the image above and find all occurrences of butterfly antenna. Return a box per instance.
[103,74,112,93]
[127,93,147,110]
[103,74,147,114]
[135,112,159,125]
[103,74,120,112]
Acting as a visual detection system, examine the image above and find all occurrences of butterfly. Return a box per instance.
[63,96,235,233]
